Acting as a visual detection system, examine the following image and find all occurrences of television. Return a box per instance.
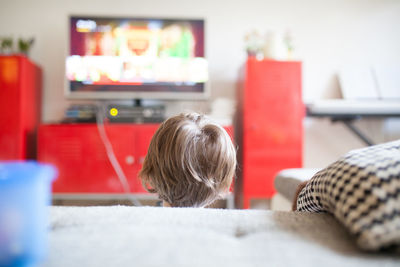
[66,16,208,100]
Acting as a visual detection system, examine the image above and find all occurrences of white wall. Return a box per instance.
[1,0,400,168]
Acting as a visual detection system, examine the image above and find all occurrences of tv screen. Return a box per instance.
[66,16,208,99]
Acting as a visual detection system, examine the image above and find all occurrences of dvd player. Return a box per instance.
[106,105,165,123]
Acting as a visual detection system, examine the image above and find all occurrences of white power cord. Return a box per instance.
[96,102,141,206]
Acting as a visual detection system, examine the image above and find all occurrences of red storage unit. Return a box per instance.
[38,123,159,194]
[0,55,42,160]
[38,123,235,195]
[238,58,304,208]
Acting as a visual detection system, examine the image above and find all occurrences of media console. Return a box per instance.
[38,123,233,196]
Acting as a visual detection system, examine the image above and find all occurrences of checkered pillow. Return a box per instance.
[296,140,400,251]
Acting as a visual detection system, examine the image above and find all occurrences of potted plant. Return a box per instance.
[0,37,14,54]
[18,38,35,56]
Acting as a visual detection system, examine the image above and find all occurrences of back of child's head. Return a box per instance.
[139,113,237,207]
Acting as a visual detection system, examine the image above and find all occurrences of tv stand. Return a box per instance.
[38,123,234,194]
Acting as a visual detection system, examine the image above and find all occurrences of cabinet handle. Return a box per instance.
[250,124,259,131]
[125,155,135,165]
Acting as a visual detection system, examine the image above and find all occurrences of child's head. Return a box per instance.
[139,113,237,207]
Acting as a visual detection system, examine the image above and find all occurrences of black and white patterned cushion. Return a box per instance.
[296,140,400,251]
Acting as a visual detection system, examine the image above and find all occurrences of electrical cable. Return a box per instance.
[96,102,141,206]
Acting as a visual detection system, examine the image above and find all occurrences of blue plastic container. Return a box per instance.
[0,161,57,267]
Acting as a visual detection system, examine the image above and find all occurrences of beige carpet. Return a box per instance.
[43,206,400,267]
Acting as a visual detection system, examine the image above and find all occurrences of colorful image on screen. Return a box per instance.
[67,16,207,96]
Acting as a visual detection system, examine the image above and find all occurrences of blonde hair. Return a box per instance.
[139,113,237,207]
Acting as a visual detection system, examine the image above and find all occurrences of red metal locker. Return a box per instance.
[240,58,304,208]
[0,55,42,159]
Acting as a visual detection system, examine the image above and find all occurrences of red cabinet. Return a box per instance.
[0,55,42,159]
[38,123,159,194]
[38,123,234,195]
[238,58,304,208]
